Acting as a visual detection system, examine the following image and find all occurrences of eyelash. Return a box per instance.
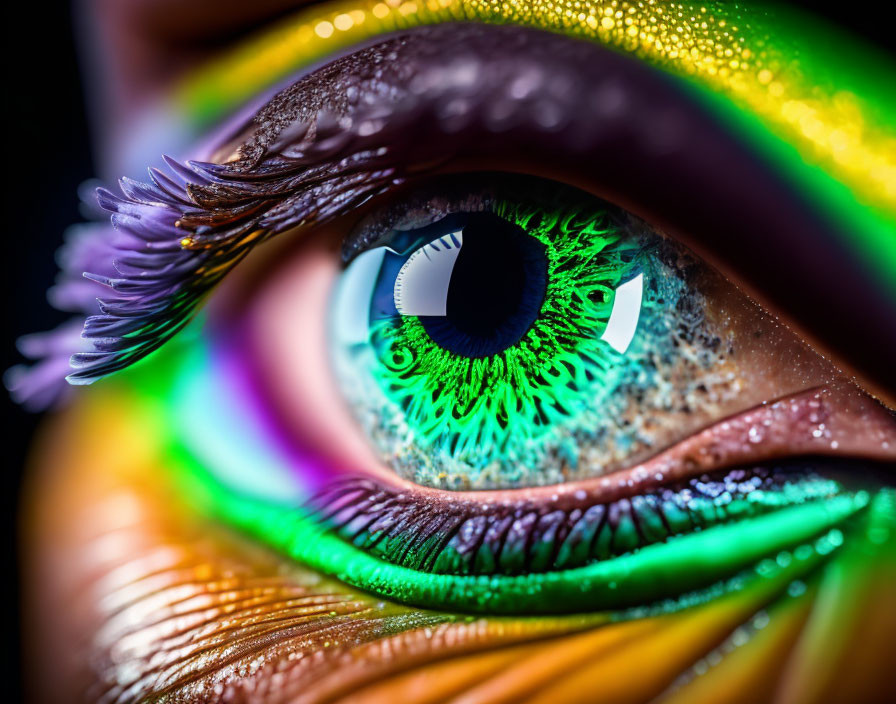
[311,464,846,576]
[176,420,871,615]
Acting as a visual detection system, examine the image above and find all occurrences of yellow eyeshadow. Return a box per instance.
[176,0,895,218]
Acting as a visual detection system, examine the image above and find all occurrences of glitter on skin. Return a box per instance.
[175,0,896,290]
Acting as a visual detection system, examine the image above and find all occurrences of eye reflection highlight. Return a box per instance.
[600,273,643,354]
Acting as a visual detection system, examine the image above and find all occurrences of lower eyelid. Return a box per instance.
[174,432,879,614]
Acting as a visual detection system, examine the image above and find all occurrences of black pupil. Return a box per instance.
[419,213,548,358]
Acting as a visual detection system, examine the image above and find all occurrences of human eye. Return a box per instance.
[236,167,890,612]
[11,3,896,703]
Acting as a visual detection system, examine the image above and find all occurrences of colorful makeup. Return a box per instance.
[12,2,896,701]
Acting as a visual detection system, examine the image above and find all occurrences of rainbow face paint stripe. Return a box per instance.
[12,2,896,702]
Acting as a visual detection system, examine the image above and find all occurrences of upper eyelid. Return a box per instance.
[186,4,895,339]
[8,21,894,408]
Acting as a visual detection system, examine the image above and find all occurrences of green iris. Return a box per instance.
[330,179,712,489]
[378,199,636,445]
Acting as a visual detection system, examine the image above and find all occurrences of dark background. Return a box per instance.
[4,5,95,695]
[2,1,892,698]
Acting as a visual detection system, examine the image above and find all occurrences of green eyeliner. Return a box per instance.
[171,441,880,615]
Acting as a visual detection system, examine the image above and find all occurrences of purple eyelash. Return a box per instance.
[82,153,397,377]
[8,136,402,407]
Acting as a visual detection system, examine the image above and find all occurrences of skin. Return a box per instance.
[17,1,896,702]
